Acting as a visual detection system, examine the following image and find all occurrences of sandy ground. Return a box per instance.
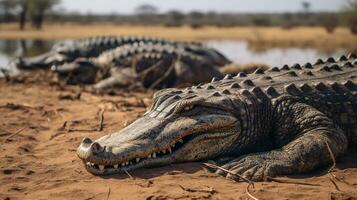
[1,73,357,200]
[0,24,356,51]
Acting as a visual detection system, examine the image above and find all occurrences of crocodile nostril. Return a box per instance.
[82,137,93,144]
[12,57,23,67]
[51,64,58,71]
[90,142,103,152]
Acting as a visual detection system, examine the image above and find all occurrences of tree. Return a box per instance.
[188,11,205,28]
[0,0,27,29]
[342,0,357,34]
[301,1,311,13]
[0,0,17,21]
[166,10,185,27]
[18,0,28,30]
[28,0,60,29]
[319,13,339,34]
[189,11,204,20]
[134,4,158,15]
[0,0,59,30]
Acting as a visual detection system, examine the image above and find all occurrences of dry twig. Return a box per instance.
[325,141,343,191]
[123,169,134,180]
[267,177,321,187]
[203,163,258,200]
[97,109,105,131]
[325,141,336,174]
[106,187,111,200]
[203,163,252,184]
[2,127,26,144]
[50,122,68,140]
[324,141,355,189]
[0,103,42,110]
[329,178,341,191]
[246,183,258,200]
[57,121,67,131]
[58,92,81,100]
[179,185,216,194]
[67,128,98,132]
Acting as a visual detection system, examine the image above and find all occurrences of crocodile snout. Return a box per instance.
[10,57,25,69]
[77,137,105,160]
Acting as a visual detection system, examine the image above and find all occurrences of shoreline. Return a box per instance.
[0,24,356,51]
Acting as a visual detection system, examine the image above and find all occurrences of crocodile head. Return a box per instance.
[12,52,60,70]
[204,48,232,66]
[186,47,231,67]
[13,47,80,70]
[51,58,99,85]
[77,86,243,175]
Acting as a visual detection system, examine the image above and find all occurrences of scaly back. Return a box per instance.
[182,54,357,143]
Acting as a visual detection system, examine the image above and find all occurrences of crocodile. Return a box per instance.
[13,36,164,69]
[53,43,224,89]
[12,35,229,70]
[77,54,357,181]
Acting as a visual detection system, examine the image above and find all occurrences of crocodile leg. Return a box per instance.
[216,100,348,181]
[94,68,138,90]
[148,60,176,89]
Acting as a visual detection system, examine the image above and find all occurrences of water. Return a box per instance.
[206,40,348,67]
[0,40,55,71]
[0,39,348,73]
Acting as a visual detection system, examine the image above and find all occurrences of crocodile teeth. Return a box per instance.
[121,163,125,167]
[148,154,152,158]
[126,162,129,165]
[114,164,118,169]
[162,149,166,154]
[136,158,140,162]
[99,165,105,171]
[168,147,172,153]
[178,139,183,143]
[172,143,175,147]
[129,161,133,165]
[152,152,156,158]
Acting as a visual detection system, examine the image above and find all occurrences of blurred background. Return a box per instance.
[0,0,356,70]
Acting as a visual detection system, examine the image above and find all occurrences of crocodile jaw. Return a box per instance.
[52,60,98,84]
[14,52,68,69]
[77,114,239,175]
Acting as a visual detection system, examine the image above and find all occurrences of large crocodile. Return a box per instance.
[12,35,229,70]
[53,43,224,89]
[77,54,356,181]
[13,36,163,69]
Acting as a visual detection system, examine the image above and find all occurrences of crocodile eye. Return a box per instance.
[183,105,194,111]
[174,101,198,114]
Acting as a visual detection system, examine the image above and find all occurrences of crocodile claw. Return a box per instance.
[215,152,291,182]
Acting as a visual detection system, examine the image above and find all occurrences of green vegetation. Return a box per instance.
[28,0,60,29]
[0,0,60,30]
[342,0,357,34]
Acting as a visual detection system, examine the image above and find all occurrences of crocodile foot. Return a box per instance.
[215,151,292,182]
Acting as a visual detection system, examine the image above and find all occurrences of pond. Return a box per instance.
[206,40,348,67]
[0,39,349,74]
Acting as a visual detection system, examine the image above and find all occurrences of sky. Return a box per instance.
[59,0,348,14]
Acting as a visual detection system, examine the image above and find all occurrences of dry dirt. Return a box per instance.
[0,74,357,200]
